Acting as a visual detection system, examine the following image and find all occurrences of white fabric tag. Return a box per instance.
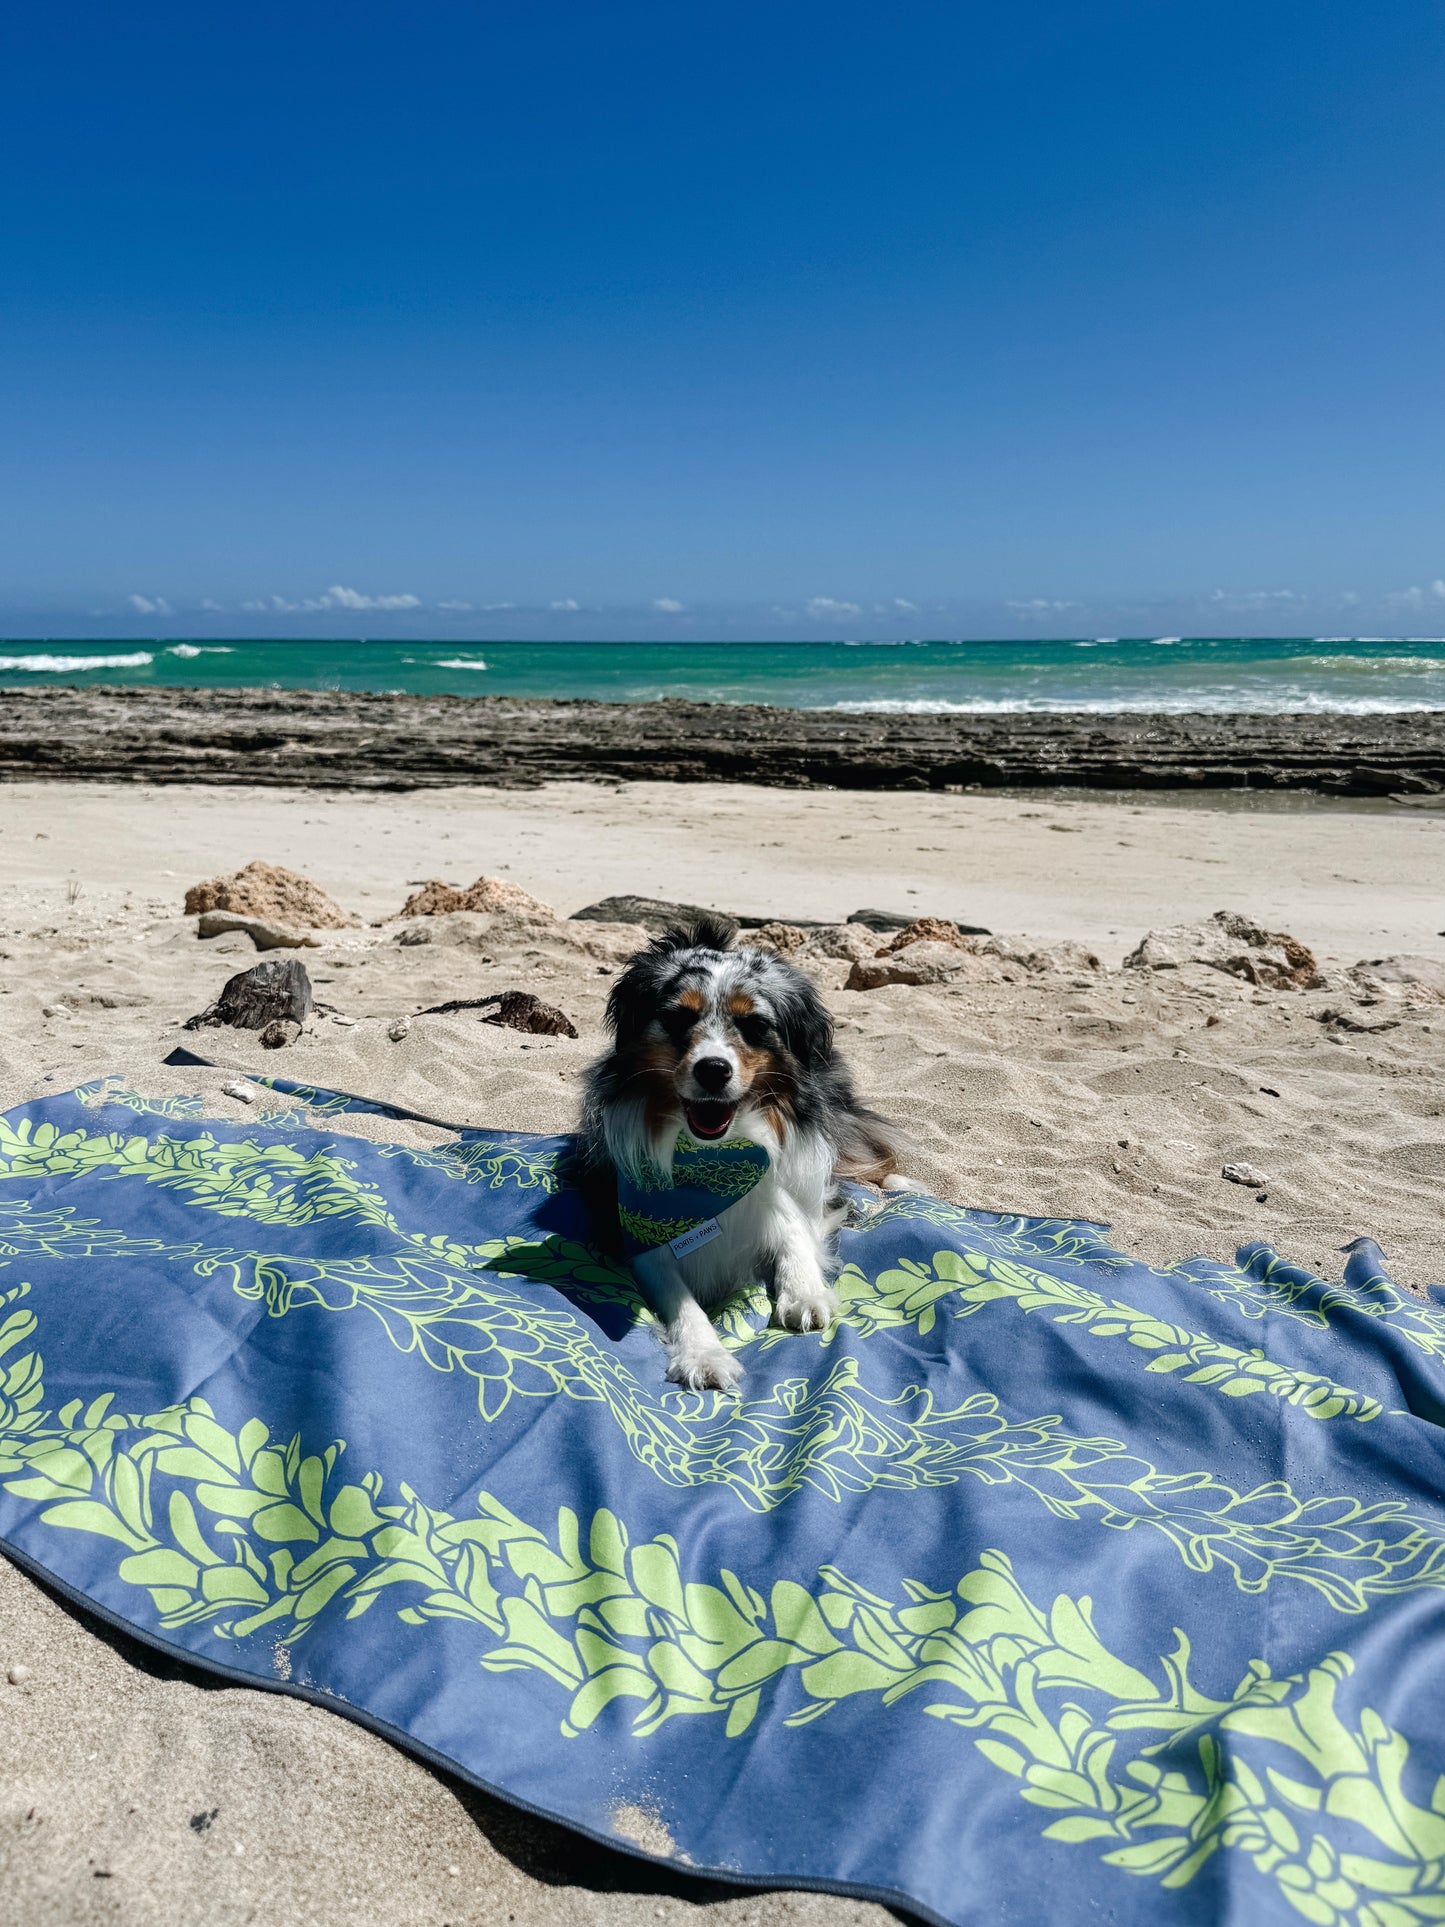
[669,1217,722,1259]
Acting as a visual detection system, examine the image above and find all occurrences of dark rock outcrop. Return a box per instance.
[3,687,1441,796]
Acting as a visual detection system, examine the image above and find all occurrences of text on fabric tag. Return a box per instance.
[669,1218,722,1259]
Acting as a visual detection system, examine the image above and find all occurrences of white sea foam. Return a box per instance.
[0,652,154,672]
[433,656,488,670]
[824,692,1445,716]
[1148,636,1184,646]
[168,644,233,658]
[1299,655,1445,673]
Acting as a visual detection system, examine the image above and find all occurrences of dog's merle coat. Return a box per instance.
[577,918,901,1391]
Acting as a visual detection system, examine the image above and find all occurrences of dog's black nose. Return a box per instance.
[692,1055,733,1093]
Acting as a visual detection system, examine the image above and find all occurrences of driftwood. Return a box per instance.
[184,958,314,1032]
[418,991,578,1037]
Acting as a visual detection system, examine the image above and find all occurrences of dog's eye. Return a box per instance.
[734,1012,771,1048]
[661,1005,699,1044]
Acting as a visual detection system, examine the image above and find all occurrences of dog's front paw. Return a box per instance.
[774,1280,838,1334]
[666,1339,743,1394]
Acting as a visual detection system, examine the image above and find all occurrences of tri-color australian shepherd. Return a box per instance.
[578,917,909,1392]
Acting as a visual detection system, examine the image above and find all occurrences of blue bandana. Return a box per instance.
[616,1131,772,1257]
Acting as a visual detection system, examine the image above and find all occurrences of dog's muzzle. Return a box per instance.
[684,1055,738,1138]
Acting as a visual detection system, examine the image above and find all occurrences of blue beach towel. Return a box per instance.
[3,1072,1445,1927]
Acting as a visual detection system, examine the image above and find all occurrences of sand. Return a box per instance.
[2,777,1443,1924]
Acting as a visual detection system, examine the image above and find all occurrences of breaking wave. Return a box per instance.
[0,652,154,672]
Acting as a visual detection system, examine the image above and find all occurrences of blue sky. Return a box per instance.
[3,1,1444,640]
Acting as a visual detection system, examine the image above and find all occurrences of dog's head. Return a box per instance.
[600,917,833,1143]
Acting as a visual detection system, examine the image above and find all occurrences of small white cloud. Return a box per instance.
[307,583,421,612]
[199,598,225,612]
[652,597,685,613]
[892,598,919,613]
[1433,579,1445,601]
[1006,598,1079,615]
[550,598,581,612]
[240,585,421,614]
[806,596,863,618]
[127,593,173,617]
[1389,585,1428,611]
[481,601,515,612]
[437,599,473,612]
[1208,588,1299,608]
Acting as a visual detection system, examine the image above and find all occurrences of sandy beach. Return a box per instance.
[3,776,1444,1924]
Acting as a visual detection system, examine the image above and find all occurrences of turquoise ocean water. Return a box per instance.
[0,637,1442,712]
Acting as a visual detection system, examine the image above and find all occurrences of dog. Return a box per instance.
[577,916,906,1391]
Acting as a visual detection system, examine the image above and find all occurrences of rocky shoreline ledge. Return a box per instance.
[1,685,1441,794]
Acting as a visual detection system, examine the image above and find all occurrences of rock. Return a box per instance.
[331,1013,357,1027]
[1347,956,1445,1003]
[420,990,579,1037]
[258,1019,301,1049]
[849,908,990,935]
[222,1080,260,1104]
[10,689,1445,793]
[400,876,553,918]
[197,910,321,950]
[567,897,991,941]
[396,924,433,947]
[746,922,809,954]
[184,958,314,1032]
[1222,1160,1269,1188]
[799,923,882,962]
[185,860,356,929]
[1316,1006,1400,1035]
[7,1663,29,1686]
[571,896,744,934]
[980,935,1104,975]
[41,1004,71,1018]
[877,917,975,955]
[1125,911,1322,989]
[484,991,578,1037]
[388,1015,412,1042]
[845,941,986,990]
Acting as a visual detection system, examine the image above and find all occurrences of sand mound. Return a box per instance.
[1124,909,1321,989]
[400,875,554,919]
[184,860,357,929]
[846,940,988,990]
[1348,955,1445,1003]
[980,934,1104,976]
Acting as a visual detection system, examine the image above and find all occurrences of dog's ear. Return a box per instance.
[656,915,737,955]
[774,971,834,1070]
[604,949,666,1043]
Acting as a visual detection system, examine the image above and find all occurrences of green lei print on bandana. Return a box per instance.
[615,1131,771,1254]
[3,1292,1443,1927]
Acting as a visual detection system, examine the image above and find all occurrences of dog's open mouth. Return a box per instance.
[685,1100,737,1141]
